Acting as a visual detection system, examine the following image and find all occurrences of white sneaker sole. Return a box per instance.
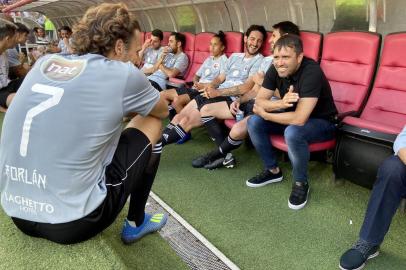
[288,187,310,210]
[338,250,380,270]
[246,176,283,187]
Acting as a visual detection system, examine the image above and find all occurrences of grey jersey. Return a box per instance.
[258,56,274,74]
[141,47,163,71]
[195,54,228,83]
[0,54,159,223]
[219,53,263,89]
[57,38,72,54]
[7,48,21,68]
[147,52,189,90]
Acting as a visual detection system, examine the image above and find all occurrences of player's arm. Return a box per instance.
[148,95,169,119]
[254,96,317,126]
[209,73,226,89]
[159,64,181,78]
[217,76,256,97]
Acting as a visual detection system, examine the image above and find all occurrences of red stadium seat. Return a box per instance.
[224,31,243,56]
[342,32,406,134]
[269,31,381,154]
[300,31,322,62]
[334,32,406,188]
[261,31,273,57]
[180,32,195,82]
[140,31,145,46]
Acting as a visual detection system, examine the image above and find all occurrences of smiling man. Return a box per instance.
[246,34,337,210]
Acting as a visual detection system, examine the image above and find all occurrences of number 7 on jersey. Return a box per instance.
[20,83,64,157]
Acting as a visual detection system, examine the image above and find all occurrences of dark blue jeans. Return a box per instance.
[247,115,336,182]
[359,155,406,246]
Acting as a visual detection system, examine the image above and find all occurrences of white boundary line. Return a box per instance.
[150,191,240,270]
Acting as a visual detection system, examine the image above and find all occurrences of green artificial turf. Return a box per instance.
[0,113,188,270]
[153,127,406,270]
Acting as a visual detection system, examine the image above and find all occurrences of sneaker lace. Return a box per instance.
[352,239,374,255]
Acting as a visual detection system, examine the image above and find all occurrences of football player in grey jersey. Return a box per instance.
[0,3,169,245]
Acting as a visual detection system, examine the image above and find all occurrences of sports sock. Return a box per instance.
[127,141,162,226]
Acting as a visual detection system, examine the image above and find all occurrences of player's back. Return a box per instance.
[0,53,137,223]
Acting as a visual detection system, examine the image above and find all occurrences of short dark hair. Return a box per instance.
[151,29,163,41]
[0,20,16,40]
[272,21,300,36]
[273,34,303,55]
[245,25,266,40]
[14,23,30,34]
[171,32,186,49]
[60,25,72,33]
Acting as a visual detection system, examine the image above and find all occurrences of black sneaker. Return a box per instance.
[288,182,309,210]
[339,239,380,270]
[192,150,222,168]
[204,153,236,170]
[246,169,283,187]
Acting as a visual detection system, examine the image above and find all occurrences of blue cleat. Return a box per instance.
[176,132,192,144]
[121,213,168,244]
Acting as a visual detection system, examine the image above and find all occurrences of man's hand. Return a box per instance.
[230,99,240,115]
[281,85,299,109]
[200,85,220,99]
[142,38,151,50]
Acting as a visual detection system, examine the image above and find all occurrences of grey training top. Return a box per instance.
[147,52,189,90]
[218,52,263,89]
[0,53,159,224]
[141,47,163,71]
[195,54,228,83]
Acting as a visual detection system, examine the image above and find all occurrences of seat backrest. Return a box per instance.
[300,31,322,62]
[359,32,406,130]
[184,32,214,82]
[145,31,171,46]
[261,31,273,57]
[320,31,381,114]
[181,32,195,81]
[224,31,243,57]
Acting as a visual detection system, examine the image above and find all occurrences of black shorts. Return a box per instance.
[240,100,255,116]
[0,77,24,108]
[175,86,200,100]
[194,95,233,111]
[149,79,163,92]
[12,128,152,245]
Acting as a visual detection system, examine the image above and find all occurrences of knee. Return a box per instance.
[247,115,263,133]
[377,156,406,186]
[284,125,304,144]
[230,122,248,140]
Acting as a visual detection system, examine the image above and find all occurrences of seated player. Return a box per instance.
[7,22,30,79]
[0,21,24,111]
[0,3,169,245]
[139,29,164,75]
[246,34,337,211]
[160,30,227,139]
[147,32,189,91]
